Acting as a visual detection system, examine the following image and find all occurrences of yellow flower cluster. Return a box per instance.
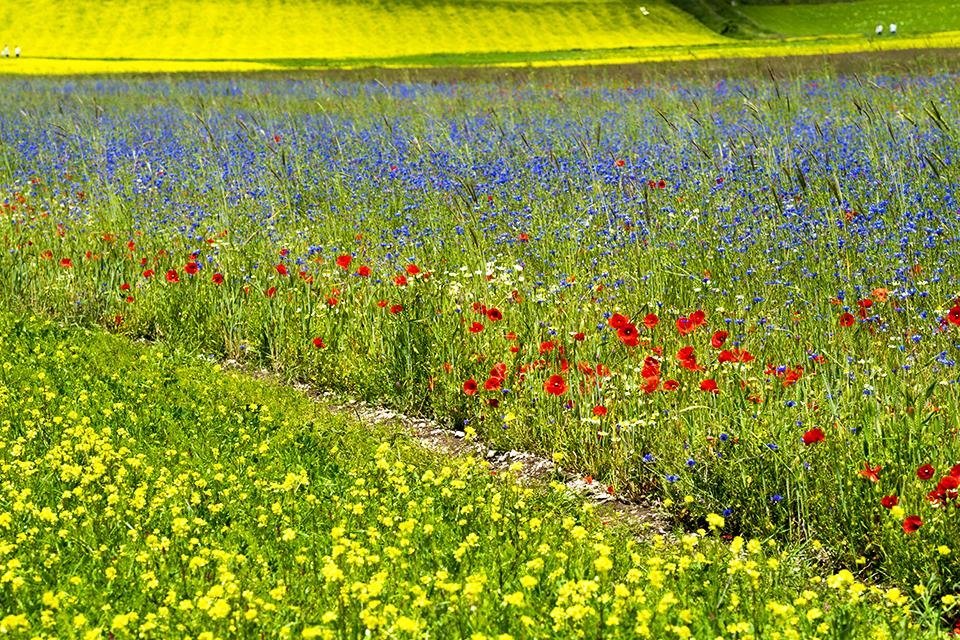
[0,317,944,639]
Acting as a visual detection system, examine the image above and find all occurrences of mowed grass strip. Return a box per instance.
[0,314,943,638]
[740,0,960,38]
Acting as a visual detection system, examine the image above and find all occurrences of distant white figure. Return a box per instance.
[640,6,650,16]
[889,23,897,35]
[875,24,883,36]
[13,46,20,58]
[0,45,8,58]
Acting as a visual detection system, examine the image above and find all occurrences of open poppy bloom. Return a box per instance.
[711,330,728,349]
[802,428,825,445]
[699,379,718,394]
[544,374,568,396]
[917,464,935,480]
[902,515,923,534]
[608,313,630,330]
[617,324,639,347]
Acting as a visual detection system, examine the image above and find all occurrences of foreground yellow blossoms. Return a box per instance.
[0,316,952,638]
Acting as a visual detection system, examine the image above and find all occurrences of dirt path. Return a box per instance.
[292,384,673,535]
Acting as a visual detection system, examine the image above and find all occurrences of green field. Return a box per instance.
[740,0,960,38]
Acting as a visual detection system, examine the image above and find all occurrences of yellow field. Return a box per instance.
[1,0,958,74]
[0,0,722,63]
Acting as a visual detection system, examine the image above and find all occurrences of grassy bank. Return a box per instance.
[0,314,943,638]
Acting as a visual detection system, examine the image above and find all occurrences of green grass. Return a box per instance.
[0,313,940,638]
[740,0,960,38]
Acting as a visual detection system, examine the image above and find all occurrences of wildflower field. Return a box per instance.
[0,66,960,637]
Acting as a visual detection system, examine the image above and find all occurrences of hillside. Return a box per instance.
[0,0,723,63]
[1,0,959,72]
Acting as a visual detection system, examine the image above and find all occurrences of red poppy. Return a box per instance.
[608,313,630,330]
[183,262,198,275]
[677,346,702,372]
[839,312,855,327]
[859,463,882,483]
[783,367,803,387]
[802,428,825,445]
[357,265,371,277]
[120,282,131,291]
[463,379,478,396]
[880,495,899,509]
[718,348,755,364]
[389,304,403,314]
[124,296,134,304]
[617,324,639,347]
[642,376,660,394]
[711,331,728,349]
[592,405,607,416]
[265,286,277,298]
[142,269,154,279]
[274,263,287,276]
[948,305,960,326]
[312,337,326,349]
[211,273,224,285]
[690,309,706,328]
[469,322,484,333]
[676,316,694,336]
[643,313,659,329]
[544,374,568,396]
[699,379,719,394]
[59,258,73,268]
[336,254,352,270]
[405,263,421,276]
[614,159,625,167]
[663,379,680,391]
[326,297,338,307]
[484,376,501,391]
[165,269,179,283]
[937,475,959,493]
[518,232,529,242]
[572,332,585,341]
[539,341,556,354]
[951,464,960,478]
[394,275,408,287]
[902,515,923,534]
[486,308,503,322]
[917,464,935,480]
